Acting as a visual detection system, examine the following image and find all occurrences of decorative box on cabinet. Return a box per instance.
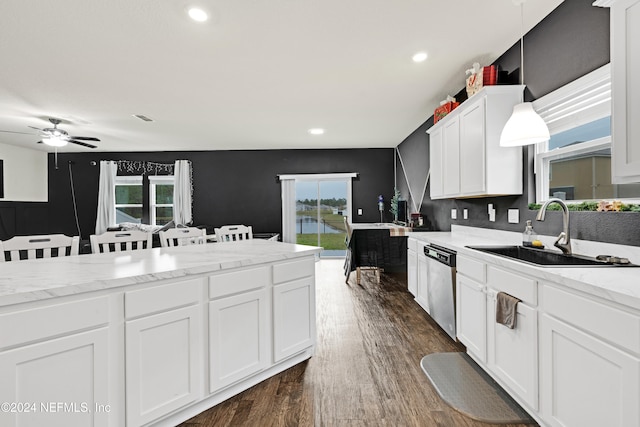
[427,86,524,199]
[595,0,640,183]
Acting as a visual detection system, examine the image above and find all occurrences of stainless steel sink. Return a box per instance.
[466,245,637,267]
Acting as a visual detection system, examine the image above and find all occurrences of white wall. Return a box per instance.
[0,143,48,202]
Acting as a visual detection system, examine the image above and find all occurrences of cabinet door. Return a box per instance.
[407,249,417,297]
[459,97,486,194]
[415,250,430,313]
[611,0,640,183]
[273,277,315,362]
[0,328,110,427]
[442,117,460,196]
[456,275,486,362]
[540,314,640,427]
[429,128,444,199]
[487,292,538,410]
[126,305,203,427]
[209,288,269,392]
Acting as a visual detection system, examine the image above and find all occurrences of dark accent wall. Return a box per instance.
[0,202,50,240]
[47,149,394,240]
[396,0,640,246]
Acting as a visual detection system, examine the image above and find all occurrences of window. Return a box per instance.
[149,176,174,226]
[114,175,175,225]
[534,64,640,203]
[115,176,143,223]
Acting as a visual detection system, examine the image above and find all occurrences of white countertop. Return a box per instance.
[409,226,640,311]
[0,240,322,308]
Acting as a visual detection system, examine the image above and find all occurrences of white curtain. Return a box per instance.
[95,161,117,235]
[280,178,296,243]
[173,160,193,225]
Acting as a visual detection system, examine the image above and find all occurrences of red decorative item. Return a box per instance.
[434,101,460,123]
[483,65,498,86]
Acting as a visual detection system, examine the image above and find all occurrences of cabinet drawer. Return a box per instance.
[126,278,203,319]
[0,296,109,349]
[543,284,640,355]
[209,266,269,299]
[457,255,486,283]
[273,257,315,284]
[487,266,536,306]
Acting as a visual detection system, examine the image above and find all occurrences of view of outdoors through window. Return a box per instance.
[150,179,174,225]
[115,176,143,223]
[296,180,348,257]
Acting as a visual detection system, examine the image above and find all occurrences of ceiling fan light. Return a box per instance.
[43,136,68,147]
[500,102,550,147]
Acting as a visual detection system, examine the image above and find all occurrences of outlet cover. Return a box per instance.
[508,209,520,224]
[451,209,457,220]
[357,208,363,216]
[463,209,468,220]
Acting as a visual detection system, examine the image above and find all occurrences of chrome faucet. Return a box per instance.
[536,198,572,255]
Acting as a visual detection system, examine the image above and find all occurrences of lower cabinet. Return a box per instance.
[209,288,269,392]
[456,274,486,362]
[540,314,640,427]
[415,245,430,313]
[407,242,418,297]
[487,290,538,410]
[0,296,111,427]
[125,304,203,426]
[273,277,315,362]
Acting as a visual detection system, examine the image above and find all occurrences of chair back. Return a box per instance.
[159,227,206,247]
[0,234,80,262]
[90,230,152,254]
[214,225,253,242]
[344,217,353,247]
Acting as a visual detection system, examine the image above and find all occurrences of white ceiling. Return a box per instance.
[0,0,563,153]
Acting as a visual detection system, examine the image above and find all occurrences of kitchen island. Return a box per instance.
[0,240,321,427]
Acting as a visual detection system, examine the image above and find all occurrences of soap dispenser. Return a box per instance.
[522,220,537,247]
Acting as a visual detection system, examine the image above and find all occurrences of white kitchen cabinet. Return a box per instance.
[456,273,486,362]
[125,279,204,427]
[429,127,444,198]
[272,258,316,363]
[539,283,640,427]
[415,243,430,313]
[442,117,461,197]
[427,86,524,199]
[407,238,418,297]
[596,0,640,183]
[0,296,111,427]
[209,288,269,391]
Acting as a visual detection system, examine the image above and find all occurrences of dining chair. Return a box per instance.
[214,225,253,242]
[343,218,380,285]
[0,234,80,262]
[90,230,152,254]
[159,227,207,247]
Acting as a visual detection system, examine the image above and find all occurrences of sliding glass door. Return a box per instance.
[295,178,350,258]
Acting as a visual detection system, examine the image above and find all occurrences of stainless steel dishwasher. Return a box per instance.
[424,244,457,340]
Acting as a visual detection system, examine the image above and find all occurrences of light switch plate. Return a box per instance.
[463,209,468,220]
[489,211,496,222]
[451,209,457,220]
[508,209,520,224]
[357,208,363,216]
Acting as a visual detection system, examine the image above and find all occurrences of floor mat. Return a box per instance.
[421,352,537,425]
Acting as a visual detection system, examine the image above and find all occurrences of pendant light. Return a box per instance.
[499,0,550,147]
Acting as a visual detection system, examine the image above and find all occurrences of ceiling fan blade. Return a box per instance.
[28,125,44,131]
[69,139,97,149]
[0,130,35,135]
[69,136,100,142]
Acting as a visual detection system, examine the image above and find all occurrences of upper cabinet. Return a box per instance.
[427,86,524,199]
[595,0,640,183]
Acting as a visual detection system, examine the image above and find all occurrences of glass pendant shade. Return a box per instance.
[42,136,68,147]
[500,102,550,147]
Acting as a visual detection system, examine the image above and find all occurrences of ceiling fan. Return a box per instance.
[27,118,100,149]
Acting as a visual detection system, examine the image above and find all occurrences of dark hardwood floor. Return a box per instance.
[180,260,536,427]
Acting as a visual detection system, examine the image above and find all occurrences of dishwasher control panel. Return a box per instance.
[424,244,456,266]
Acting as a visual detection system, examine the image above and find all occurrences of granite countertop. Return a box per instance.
[0,240,322,308]
[409,226,640,311]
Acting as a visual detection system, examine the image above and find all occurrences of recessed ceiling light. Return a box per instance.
[188,7,208,22]
[412,52,428,63]
[308,128,325,135]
